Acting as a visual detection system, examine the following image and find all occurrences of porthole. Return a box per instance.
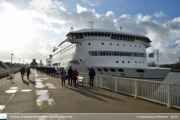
[117,69,124,72]
[97,68,102,72]
[110,43,112,45]
[117,44,119,46]
[139,61,141,63]
[102,43,104,45]
[110,68,116,72]
[129,45,131,47]
[103,68,108,72]
[116,61,119,63]
[128,61,130,63]
[135,61,137,63]
[88,43,91,45]
[139,46,141,48]
[142,61,144,63]
[123,44,125,46]
[135,45,137,47]
[122,61,124,63]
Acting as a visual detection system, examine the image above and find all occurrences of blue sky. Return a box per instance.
[0,0,180,64]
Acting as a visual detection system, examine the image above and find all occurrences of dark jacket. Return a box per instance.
[68,68,73,76]
[26,68,31,74]
[20,67,26,74]
[89,68,96,77]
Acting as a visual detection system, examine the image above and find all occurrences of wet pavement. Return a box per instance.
[0,69,179,113]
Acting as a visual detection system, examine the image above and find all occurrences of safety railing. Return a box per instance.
[0,68,20,78]
[79,72,180,109]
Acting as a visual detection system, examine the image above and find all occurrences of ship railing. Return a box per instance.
[0,68,20,78]
[79,72,180,110]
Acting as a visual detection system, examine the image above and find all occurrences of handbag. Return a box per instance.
[65,74,68,79]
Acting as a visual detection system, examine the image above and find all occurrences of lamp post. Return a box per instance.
[19,58,21,69]
[11,54,14,83]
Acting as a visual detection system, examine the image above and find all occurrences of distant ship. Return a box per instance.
[46,27,170,81]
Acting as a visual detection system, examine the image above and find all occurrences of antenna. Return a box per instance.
[87,21,94,29]
[119,26,122,31]
[71,27,73,31]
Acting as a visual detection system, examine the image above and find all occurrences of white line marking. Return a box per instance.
[9,94,14,100]
[0,105,5,113]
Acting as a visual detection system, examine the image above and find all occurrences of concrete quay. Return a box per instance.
[0,69,179,113]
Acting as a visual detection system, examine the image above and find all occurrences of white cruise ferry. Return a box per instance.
[46,28,171,81]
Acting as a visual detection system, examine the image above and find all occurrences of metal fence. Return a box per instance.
[0,68,20,78]
[79,73,180,109]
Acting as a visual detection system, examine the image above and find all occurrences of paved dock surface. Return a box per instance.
[0,69,179,113]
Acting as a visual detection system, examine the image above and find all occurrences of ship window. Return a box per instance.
[117,44,119,46]
[91,33,94,36]
[102,43,104,45]
[110,43,112,45]
[111,34,114,39]
[72,33,76,39]
[114,51,117,56]
[102,33,104,36]
[116,61,118,63]
[103,51,105,56]
[92,51,94,56]
[142,61,144,63]
[117,35,119,40]
[128,61,130,63]
[88,51,92,55]
[110,68,116,72]
[79,33,83,39]
[122,61,124,63]
[88,33,90,36]
[135,61,137,63]
[117,51,119,56]
[100,51,103,56]
[129,45,131,47]
[112,51,115,56]
[136,69,144,73]
[95,51,97,56]
[135,45,137,47]
[123,44,125,46]
[109,51,111,56]
[139,61,141,63]
[88,43,91,45]
[98,33,101,36]
[97,68,102,72]
[76,33,79,39]
[95,33,97,36]
[108,34,110,37]
[105,33,107,37]
[114,34,117,39]
[84,33,87,36]
[139,46,141,48]
[106,51,109,56]
[97,51,100,56]
[103,68,108,72]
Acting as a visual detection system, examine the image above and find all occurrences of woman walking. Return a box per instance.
[73,69,78,88]
[60,68,66,86]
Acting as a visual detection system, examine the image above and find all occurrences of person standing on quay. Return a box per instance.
[89,68,96,87]
[26,66,31,80]
[20,66,26,80]
[68,66,73,86]
[73,69,78,88]
[60,68,66,86]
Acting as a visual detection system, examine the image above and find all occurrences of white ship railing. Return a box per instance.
[79,72,180,110]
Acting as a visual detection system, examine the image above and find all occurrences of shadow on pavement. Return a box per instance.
[22,79,29,86]
[28,79,36,85]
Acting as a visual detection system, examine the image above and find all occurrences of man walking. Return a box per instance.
[20,66,26,81]
[68,66,73,86]
[89,68,96,87]
[26,66,31,80]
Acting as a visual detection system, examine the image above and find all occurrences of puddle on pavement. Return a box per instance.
[10,87,18,90]
[5,90,17,93]
[41,78,48,80]
[35,82,45,89]
[36,90,55,107]
[21,89,32,92]
[45,83,56,89]
[0,105,5,112]
[35,78,43,82]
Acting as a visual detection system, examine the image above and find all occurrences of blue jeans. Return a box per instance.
[90,77,94,87]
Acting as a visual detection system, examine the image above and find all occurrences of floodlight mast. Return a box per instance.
[87,21,94,29]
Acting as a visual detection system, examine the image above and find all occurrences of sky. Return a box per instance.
[0,0,180,65]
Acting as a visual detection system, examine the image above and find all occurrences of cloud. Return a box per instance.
[0,0,180,65]
[81,0,96,7]
[154,11,166,18]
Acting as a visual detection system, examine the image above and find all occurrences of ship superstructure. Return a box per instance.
[46,28,170,81]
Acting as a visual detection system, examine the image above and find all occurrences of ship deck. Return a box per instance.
[0,69,179,113]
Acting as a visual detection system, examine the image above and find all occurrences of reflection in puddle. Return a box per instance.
[41,78,48,80]
[35,78,43,82]
[35,82,45,89]
[0,105,5,112]
[5,90,17,93]
[36,90,55,107]
[10,87,18,90]
[21,89,32,92]
[45,83,56,89]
